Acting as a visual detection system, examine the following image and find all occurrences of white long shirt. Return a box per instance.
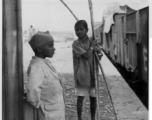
[27,56,65,120]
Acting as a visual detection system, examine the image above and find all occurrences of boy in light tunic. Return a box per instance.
[27,31,65,120]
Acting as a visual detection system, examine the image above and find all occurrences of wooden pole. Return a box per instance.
[87,0,100,120]
[3,0,24,120]
[60,0,79,21]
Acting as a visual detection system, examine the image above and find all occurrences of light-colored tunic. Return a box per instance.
[27,56,65,120]
[72,37,96,97]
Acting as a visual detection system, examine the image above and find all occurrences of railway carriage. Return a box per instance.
[99,7,149,108]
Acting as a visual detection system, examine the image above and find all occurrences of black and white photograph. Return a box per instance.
[2,0,150,120]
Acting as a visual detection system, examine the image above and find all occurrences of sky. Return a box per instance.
[22,0,149,33]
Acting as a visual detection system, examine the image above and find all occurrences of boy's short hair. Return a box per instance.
[29,31,54,51]
[74,20,88,30]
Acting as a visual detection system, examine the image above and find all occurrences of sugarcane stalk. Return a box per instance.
[60,0,78,21]
[88,0,100,120]
[93,55,100,120]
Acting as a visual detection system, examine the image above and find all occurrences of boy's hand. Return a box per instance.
[98,52,103,60]
[93,46,101,53]
[36,102,41,108]
[90,38,98,47]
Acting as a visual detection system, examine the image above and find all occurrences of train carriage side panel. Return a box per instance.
[116,15,121,64]
[137,7,148,83]
[102,24,109,53]
[119,15,125,66]
[126,12,137,69]
[111,25,115,60]
[100,24,104,45]
[95,25,102,43]
[114,15,119,63]
[113,14,126,65]
[105,30,112,55]
[102,30,107,51]
[109,28,114,60]
[112,22,117,62]
[122,16,128,67]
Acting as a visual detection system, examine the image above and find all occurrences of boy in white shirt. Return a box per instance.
[27,31,65,120]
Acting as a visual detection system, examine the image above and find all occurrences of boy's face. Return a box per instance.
[41,41,55,58]
[75,25,88,39]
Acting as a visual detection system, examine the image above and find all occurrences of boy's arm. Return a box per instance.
[73,43,94,60]
[82,40,102,60]
[72,40,97,60]
[27,64,44,108]
[81,47,94,60]
[72,41,86,58]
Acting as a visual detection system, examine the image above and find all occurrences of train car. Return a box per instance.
[99,7,149,108]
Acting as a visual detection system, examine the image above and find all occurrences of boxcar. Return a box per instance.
[100,7,149,108]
